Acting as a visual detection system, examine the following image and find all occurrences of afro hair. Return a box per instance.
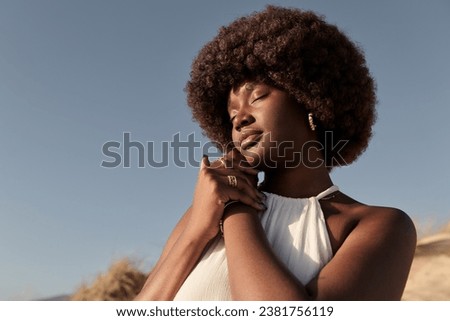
[186,5,376,167]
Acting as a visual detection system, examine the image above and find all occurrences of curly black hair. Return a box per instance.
[186,5,376,167]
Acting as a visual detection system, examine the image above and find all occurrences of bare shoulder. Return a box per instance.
[343,204,418,286]
[323,196,417,255]
[313,201,418,299]
[356,204,417,246]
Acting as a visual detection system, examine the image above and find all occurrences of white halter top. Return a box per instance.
[174,185,338,301]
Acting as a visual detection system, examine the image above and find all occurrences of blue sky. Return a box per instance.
[1,0,449,300]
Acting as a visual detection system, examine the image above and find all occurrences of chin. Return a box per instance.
[241,148,273,170]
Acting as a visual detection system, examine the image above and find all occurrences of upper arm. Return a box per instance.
[306,208,417,300]
[148,207,192,272]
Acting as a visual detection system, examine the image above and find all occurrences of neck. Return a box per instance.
[261,165,333,198]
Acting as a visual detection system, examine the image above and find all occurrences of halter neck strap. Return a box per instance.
[315,185,339,200]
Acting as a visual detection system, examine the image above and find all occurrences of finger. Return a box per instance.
[201,154,210,168]
[225,188,267,212]
[209,158,260,179]
[233,172,255,191]
[224,173,266,203]
[223,156,258,172]
[238,165,260,176]
[228,148,254,168]
[238,179,266,204]
[220,169,258,189]
[209,157,226,169]
[223,151,259,174]
[228,147,243,160]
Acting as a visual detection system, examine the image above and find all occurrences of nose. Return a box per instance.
[233,106,255,131]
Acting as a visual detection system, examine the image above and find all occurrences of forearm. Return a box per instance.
[136,152,264,300]
[223,211,311,300]
[135,230,209,300]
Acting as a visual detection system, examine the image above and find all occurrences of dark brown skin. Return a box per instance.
[135,82,416,301]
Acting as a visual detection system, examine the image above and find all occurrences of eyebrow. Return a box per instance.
[231,81,258,95]
[227,81,258,110]
[244,82,255,91]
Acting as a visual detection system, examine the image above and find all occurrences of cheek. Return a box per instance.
[269,114,309,146]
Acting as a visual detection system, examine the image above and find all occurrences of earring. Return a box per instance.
[308,113,316,131]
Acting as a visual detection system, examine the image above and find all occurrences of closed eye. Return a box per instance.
[251,93,268,104]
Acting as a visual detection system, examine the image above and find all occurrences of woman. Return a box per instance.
[135,5,416,301]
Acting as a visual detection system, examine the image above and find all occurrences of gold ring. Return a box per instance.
[227,175,238,188]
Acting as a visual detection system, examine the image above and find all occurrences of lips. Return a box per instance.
[239,130,263,150]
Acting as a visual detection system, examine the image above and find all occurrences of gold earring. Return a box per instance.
[308,113,316,131]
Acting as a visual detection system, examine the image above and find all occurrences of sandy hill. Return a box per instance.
[402,222,450,300]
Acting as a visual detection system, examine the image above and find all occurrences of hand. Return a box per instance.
[211,148,260,187]
[185,151,266,241]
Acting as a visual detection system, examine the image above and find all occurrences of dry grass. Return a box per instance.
[71,259,146,301]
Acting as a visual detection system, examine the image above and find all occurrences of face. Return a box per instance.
[227,82,314,170]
